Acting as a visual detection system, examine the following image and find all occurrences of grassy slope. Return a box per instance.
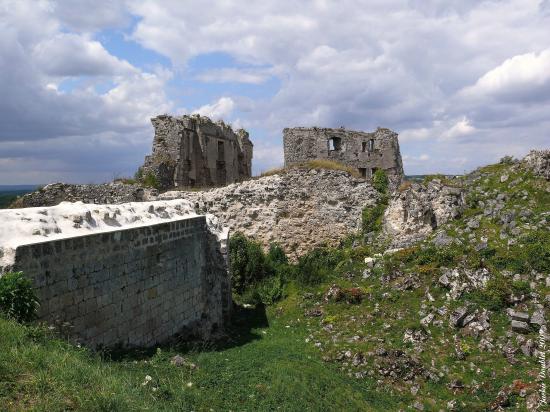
[297,160,549,410]
[0,300,398,411]
[1,159,548,411]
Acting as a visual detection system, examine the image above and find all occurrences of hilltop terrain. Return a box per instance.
[0,150,548,411]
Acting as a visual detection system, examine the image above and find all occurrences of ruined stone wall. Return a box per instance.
[12,182,158,208]
[0,201,230,348]
[159,168,381,260]
[142,114,253,190]
[283,127,404,188]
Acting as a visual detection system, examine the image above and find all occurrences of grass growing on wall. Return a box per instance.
[260,159,361,178]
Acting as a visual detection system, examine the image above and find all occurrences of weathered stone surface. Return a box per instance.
[450,307,469,328]
[283,126,404,189]
[383,180,464,248]
[159,168,380,260]
[141,114,253,190]
[510,311,530,323]
[523,149,550,180]
[511,320,530,334]
[12,182,158,208]
[0,200,230,348]
[530,310,545,327]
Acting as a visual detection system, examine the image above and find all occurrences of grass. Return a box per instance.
[0,303,400,411]
[260,159,361,178]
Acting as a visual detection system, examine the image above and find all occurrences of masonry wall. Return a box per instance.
[283,127,404,187]
[12,216,230,348]
[142,114,253,190]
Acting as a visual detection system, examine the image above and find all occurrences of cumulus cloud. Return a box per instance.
[460,49,550,101]
[2,0,550,183]
[193,97,235,120]
[52,0,130,31]
[0,0,174,183]
[32,33,136,77]
[441,117,476,140]
[196,68,274,84]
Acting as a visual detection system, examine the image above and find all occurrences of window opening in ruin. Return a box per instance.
[217,141,225,160]
[371,167,378,177]
[358,168,367,178]
[328,137,342,151]
[368,139,374,152]
[362,141,367,152]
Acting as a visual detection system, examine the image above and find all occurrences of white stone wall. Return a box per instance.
[0,201,230,348]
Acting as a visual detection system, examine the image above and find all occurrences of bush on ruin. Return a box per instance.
[0,272,39,323]
[372,169,389,194]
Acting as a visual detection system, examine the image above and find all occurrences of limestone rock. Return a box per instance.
[511,320,530,334]
[383,180,464,248]
[523,149,550,180]
[159,168,380,260]
[450,307,469,328]
[510,311,530,323]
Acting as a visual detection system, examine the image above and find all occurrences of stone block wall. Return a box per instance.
[11,216,230,348]
[141,114,253,190]
[283,126,404,188]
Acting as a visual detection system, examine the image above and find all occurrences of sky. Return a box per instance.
[0,0,549,184]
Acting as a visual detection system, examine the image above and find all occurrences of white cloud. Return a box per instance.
[441,117,476,140]
[399,127,432,142]
[461,48,550,100]
[193,97,235,120]
[196,68,273,84]
[0,0,176,183]
[2,0,550,182]
[32,33,136,77]
[52,0,130,31]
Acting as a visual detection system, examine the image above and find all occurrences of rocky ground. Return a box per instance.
[295,150,550,410]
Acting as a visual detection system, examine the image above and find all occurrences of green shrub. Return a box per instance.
[0,272,39,322]
[362,200,387,235]
[337,287,366,304]
[469,273,517,311]
[134,167,144,181]
[255,275,286,305]
[229,233,271,294]
[489,230,550,273]
[511,280,531,296]
[372,169,389,194]
[295,248,342,286]
[521,230,550,272]
[397,244,463,267]
[267,243,288,266]
[142,172,160,189]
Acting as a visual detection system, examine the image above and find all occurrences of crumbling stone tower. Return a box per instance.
[283,126,404,187]
[141,114,253,189]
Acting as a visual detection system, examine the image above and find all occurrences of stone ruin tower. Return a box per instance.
[283,126,404,188]
[141,114,253,189]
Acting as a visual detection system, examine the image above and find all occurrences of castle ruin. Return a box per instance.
[283,126,404,186]
[141,114,253,190]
